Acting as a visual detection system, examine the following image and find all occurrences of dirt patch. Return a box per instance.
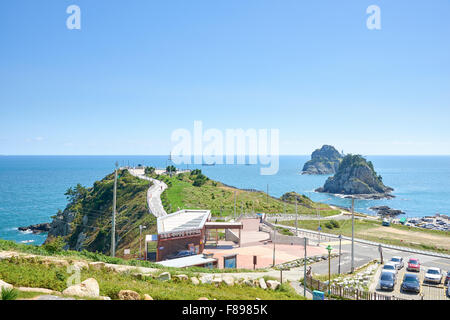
[360,227,450,251]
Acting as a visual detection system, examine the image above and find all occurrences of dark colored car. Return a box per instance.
[167,250,195,260]
[401,273,421,294]
[407,258,420,272]
[445,271,450,285]
[379,271,396,291]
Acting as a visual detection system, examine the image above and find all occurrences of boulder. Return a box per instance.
[190,277,200,285]
[89,262,105,270]
[266,280,281,290]
[143,294,153,300]
[244,280,254,287]
[212,278,222,287]
[198,297,209,300]
[222,275,235,286]
[174,274,189,281]
[62,278,100,298]
[199,275,213,284]
[0,279,13,290]
[118,290,141,300]
[157,272,171,281]
[258,278,267,290]
[99,296,112,300]
[72,261,89,270]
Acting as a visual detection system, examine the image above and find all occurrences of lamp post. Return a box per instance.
[326,244,332,297]
[317,197,332,246]
[303,237,307,297]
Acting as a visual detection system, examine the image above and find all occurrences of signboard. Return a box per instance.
[159,229,201,240]
[124,249,130,255]
[313,290,325,300]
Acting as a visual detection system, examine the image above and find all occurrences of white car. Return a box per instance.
[424,267,442,284]
[382,263,398,277]
[390,256,404,270]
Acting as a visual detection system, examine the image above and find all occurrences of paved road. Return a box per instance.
[128,168,168,218]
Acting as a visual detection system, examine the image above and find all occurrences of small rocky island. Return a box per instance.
[18,223,51,234]
[302,145,343,175]
[370,206,405,217]
[315,154,394,199]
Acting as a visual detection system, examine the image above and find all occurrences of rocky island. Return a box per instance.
[315,154,394,199]
[301,145,343,175]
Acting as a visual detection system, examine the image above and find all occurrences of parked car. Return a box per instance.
[382,263,398,277]
[382,219,390,226]
[401,273,421,294]
[407,258,421,272]
[166,250,195,260]
[424,267,443,284]
[390,256,404,270]
[447,284,450,298]
[444,271,450,285]
[379,271,396,291]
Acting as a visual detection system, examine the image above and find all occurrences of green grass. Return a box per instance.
[0,258,305,300]
[156,172,339,217]
[279,218,450,254]
[1,287,19,300]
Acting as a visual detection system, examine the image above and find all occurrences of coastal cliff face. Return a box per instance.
[316,154,394,199]
[45,170,156,254]
[302,145,343,175]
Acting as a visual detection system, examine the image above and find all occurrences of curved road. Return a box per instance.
[127,168,168,218]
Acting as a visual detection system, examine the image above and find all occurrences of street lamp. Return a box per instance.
[326,244,333,297]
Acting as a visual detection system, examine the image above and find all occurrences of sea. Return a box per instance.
[1,155,449,245]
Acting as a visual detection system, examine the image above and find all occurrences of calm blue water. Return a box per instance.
[1,155,449,245]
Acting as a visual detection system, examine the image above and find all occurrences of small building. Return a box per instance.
[153,209,243,262]
[156,209,211,261]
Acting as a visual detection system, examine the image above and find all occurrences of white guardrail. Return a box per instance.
[271,222,450,260]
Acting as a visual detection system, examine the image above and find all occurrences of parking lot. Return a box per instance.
[372,263,449,300]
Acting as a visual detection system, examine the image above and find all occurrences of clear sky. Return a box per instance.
[1,0,449,155]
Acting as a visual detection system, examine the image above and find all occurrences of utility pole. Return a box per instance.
[338,234,342,274]
[139,225,146,260]
[234,191,237,220]
[304,237,307,297]
[317,203,321,246]
[295,201,298,236]
[272,228,276,266]
[111,162,118,257]
[351,197,355,273]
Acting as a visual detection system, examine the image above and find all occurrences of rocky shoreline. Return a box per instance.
[369,206,404,217]
[18,223,51,235]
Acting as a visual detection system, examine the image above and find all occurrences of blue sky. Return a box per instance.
[1,0,449,155]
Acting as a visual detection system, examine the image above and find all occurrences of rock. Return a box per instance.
[17,287,59,295]
[258,278,267,290]
[222,275,235,286]
[89,262,105,270]
[62,278,100,298]
[266,280,281,290]
[157,272,171,281]
[72,261,89,270]
[174,274,189,281]
[302,145,343,175]
[199,275,213,284]
[99,296,112,300]
[244,280,254,287]
[118,290,141,300]
[190,277,200,285]
[212,278,222,287]
[143,294,153,300]
[18,223,51,234]
[316,154,394,198]
[0,280,13,290]
[198,297,209,300]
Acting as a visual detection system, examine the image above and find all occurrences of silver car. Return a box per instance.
[390,256,404,270]
[424,267,442,284]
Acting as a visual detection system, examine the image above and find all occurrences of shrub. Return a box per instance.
[1,287,19,300]
[43,237,66,254]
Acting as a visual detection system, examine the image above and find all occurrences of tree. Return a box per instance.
[64,183,87,203]
[145,166,155,175]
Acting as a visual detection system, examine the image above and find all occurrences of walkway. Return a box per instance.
[127,168,168,218]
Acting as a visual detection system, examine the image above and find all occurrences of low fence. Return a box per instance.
[305,275,407,300]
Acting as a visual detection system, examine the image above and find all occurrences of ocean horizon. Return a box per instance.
[1,155,449,245]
